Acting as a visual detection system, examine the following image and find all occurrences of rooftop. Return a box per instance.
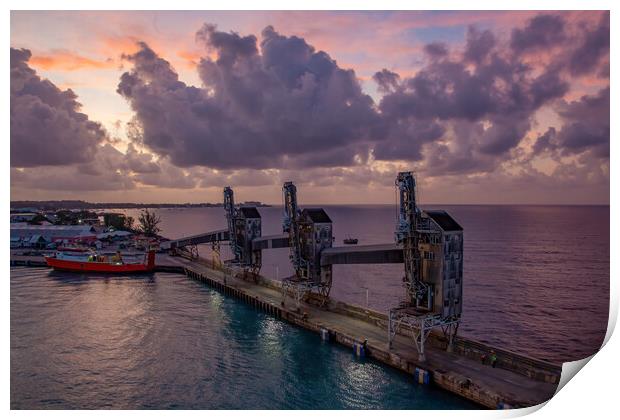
[425,210,463,232]
[10,224,96,231]
[10,224,98,240]
[302,208,332,223]
[239,207,261,219]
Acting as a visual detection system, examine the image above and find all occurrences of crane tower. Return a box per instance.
[281,181,333,308]
[223,186,262,277]
[388,172,463,361]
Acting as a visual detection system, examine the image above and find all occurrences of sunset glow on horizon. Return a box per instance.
[10,10,610,205]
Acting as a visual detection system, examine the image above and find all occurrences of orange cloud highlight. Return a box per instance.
[29,50,114,71]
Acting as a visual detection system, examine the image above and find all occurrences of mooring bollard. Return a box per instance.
[414,367,430,384]
[320,328,330,341]
[353,341,365,357]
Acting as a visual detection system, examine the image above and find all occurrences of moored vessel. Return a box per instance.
[45,249,156,273]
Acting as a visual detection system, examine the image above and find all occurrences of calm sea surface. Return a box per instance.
[11,205,609,409]
[11,268,476,409]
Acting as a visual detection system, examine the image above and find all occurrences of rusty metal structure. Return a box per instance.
[223,186,262,277]
[281,181,334,308]
[387,171,463,361]
[161,171,463,361]
[162,190,288,277]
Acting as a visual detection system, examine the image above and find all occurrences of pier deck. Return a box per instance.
[178,256,559,409]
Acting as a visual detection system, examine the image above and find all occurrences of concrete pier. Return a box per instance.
[11,252,562,409]
[10,255,48,267]
[177,255,560,409]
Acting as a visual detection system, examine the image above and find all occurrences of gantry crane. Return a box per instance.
[223,186,262,278]
[281,181,333,308]
[388,171,462,361]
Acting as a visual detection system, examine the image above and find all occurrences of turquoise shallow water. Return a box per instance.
[10,267,477,409]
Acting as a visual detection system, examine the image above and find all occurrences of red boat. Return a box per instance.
[45,250,156,273]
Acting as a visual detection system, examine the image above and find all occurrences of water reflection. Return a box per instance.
[11,268,477,409]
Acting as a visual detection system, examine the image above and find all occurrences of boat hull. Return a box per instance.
[45,257,153,273]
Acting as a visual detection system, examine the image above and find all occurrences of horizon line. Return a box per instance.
[10,200,610,207]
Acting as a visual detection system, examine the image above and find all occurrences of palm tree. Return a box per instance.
[138,209,161,237]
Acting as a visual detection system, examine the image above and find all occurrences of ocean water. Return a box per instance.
[10,268,477,409]
[10,205,609,409]
[128,204,609,363]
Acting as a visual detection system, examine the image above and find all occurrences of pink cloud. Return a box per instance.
[28,49,114,71]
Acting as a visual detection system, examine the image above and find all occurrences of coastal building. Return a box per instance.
[233,207,262,267]
[10,213,39,223]
[297,208,333,281]
[10,224,98,246]
[27,235,47,249]
[10,207,38,213]
[417,210,464,318]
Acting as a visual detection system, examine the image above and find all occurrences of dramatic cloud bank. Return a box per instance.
[10,48,200,193]
[117,15,609,176]
[11,48,106,167]
[10,11,610,203]
[117,25,384,170]
[533,87,610,158]
[374,12,609,175]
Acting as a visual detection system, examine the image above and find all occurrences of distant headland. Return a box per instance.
[11,200,271,211]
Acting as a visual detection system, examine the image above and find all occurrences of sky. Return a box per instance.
[10,10,610,205]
